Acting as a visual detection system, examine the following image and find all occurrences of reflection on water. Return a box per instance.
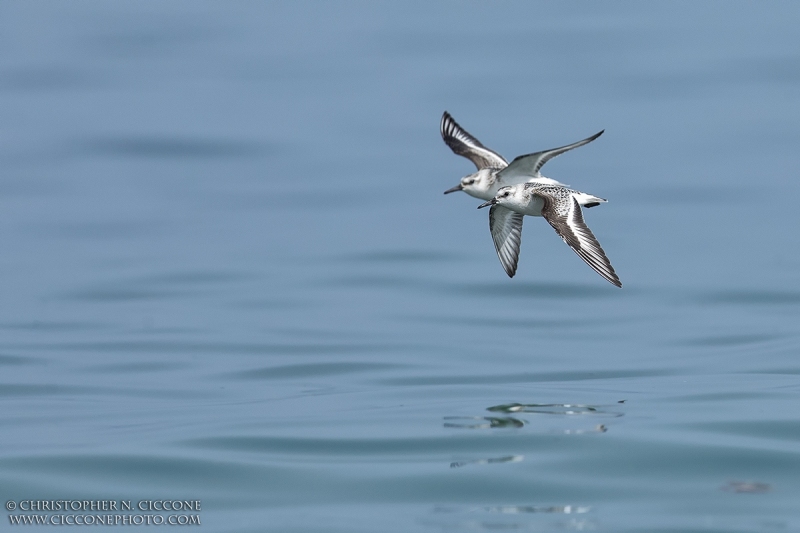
[487,402,625,417]
[481,505,591,515]
[721,481,772,494]
[444,415,609,434]
[450,455,524,469]
[430,504,595,532]
[444,416,525,429]
[445,402,623,431]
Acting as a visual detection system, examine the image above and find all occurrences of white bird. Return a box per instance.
[440,111,610,279]
[441,111,604,205]
[478,183,622,288]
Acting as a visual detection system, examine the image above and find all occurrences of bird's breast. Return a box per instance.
[515,196,545,217]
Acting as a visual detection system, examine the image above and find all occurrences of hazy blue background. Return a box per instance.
[1,2,799,531]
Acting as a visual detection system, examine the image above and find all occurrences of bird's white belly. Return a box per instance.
[514,195,545,217]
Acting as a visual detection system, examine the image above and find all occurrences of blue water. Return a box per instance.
[1,2,800,531]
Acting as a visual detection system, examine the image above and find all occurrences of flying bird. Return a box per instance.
[478,183,621,287]
[441,111,616,284]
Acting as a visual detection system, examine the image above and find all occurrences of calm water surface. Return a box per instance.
[1,2,799,531]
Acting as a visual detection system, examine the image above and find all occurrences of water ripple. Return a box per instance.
[0,383,215,400]
[0,354,42,366]
[698,290,800,306]
[0,66,93,92]
[680,333,778,348]
[227,362,399,380]
[381,368,673,386]
[689,420,800,443]
[342,250,461,264]
[444,281,620,300]
[77,137,267,159]
[8,340,403,356]
[58,270,250,302]
[181,434,555,457]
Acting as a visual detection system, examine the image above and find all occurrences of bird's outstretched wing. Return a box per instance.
[440,111,508,170]
[488,205,525,278]
[497,130,603,182]
[538,194,622,288]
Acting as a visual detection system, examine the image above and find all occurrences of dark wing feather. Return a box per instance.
[440,111,508,170]
[488,205,525,278]
[497,130,604,182]
[539,195,622,288]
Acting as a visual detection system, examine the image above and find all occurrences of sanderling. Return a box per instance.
[441,111,610,280]
[478,183,621,287]
[440,111,603,203]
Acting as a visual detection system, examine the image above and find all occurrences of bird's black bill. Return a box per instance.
[443,184,463,194]
[477,199,495,209]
